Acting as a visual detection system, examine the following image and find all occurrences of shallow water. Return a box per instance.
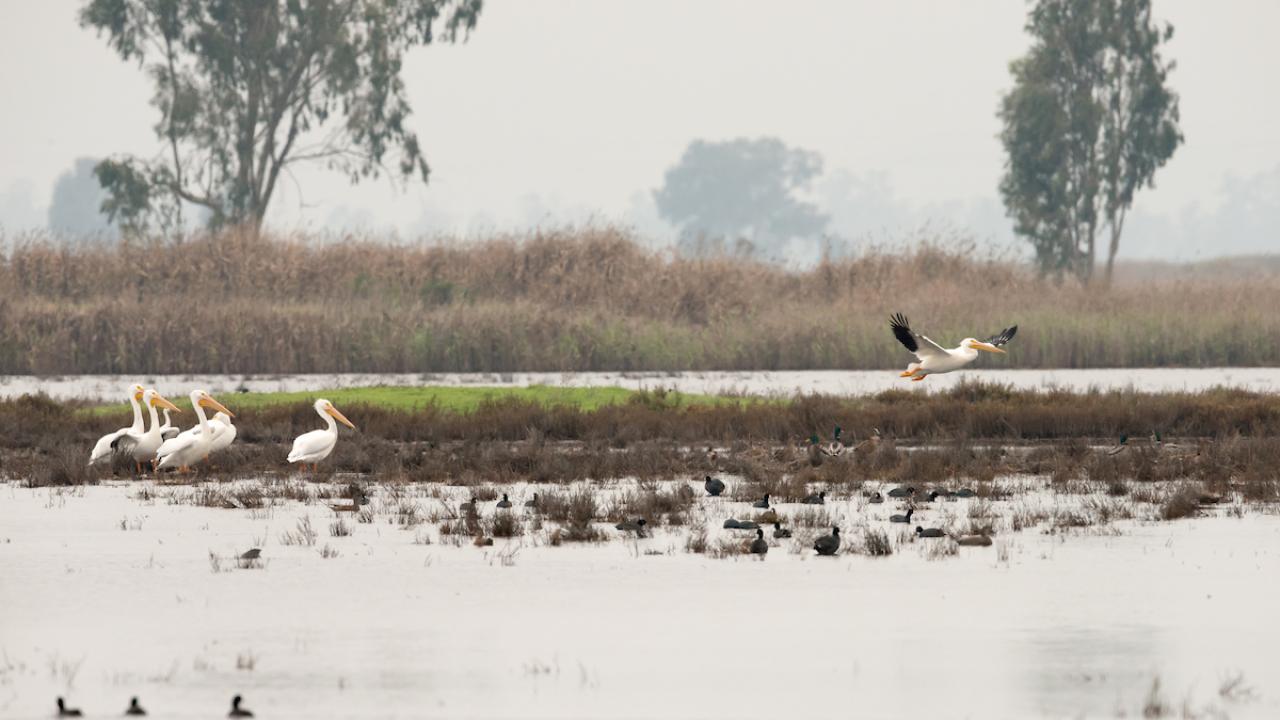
[4,367,1280,402]
[1,480,1276,719]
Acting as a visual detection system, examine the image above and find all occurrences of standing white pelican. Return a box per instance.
[88,384,146,466]
[114,389,182,472]
[155,390,234,472]
[890,313,1018,381]
[287,399,356,471]
[174,411,237,454]
[158,408,180,441]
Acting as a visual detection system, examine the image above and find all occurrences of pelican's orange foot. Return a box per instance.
[899,370,914,378]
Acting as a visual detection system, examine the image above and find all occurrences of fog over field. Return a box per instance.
[1,0,1278,261]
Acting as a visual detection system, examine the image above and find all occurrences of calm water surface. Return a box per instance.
[3,367,1280,401]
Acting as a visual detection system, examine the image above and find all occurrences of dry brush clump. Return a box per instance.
[3,228,1279,374]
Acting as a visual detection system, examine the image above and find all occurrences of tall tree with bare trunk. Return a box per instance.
[998,0,1181,284]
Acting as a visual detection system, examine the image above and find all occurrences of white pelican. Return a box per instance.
[287,399,356,471]
[113,389,182,472]
[88,384,146,466]
[173,411,237,455]
[155,390,234,472]
[890,313,1017,381]
[158,408,180,441]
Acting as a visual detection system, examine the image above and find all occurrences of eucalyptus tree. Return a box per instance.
[81,0,482,234]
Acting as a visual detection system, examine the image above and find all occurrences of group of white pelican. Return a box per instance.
[88,385,356,473]
[85,315,1016,473]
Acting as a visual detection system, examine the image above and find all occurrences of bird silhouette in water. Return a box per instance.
[750,529,769,555]
[56,698,82,717]
[229,694,254,717]
[125,696,147,715]
[813,526,841,556]
[704,475,726,496]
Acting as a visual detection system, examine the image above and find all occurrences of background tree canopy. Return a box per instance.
[80,0,482,234]
[998,0,1181,284]
[47,157,116,239]
[653,137,829,258]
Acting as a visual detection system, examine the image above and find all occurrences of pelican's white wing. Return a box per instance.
[889,313,948,360]
[156,432,198,463]
[88,428,130,465]
[288,429,336,464]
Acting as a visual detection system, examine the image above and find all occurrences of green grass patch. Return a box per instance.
[85,384,743,416]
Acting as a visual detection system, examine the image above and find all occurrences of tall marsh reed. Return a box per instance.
[2,226,1277,373]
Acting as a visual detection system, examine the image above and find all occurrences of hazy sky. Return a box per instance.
[1,0,1277,259]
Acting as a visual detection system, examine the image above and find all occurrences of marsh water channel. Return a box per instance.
[4,367,1280,402]
[1,477,1277,719]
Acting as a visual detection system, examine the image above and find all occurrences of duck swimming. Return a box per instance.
[915,526,945,538]
[704,475,726,496]
[772,522,792,539]
[496,493,512,509]
[802,490,826,505]
[752,494,770,509]
[228,694,254,717]
[813,526,841,556]
[868,492,884,504]
[887,486,916,498]
[56,698,82,717]
[750,529,769,555]
[125,696,146,716]
[890,508,914,524]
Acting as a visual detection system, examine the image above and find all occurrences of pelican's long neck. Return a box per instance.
[318,404,337,433]
[192,394,210,433]
[145,399,160,435]
[128,394,144,432]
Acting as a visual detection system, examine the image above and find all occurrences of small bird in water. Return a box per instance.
[773,522,792,539]
[889,508,914,524]
[125,696,147,716]
[525,493,539,509]
[56,697,83,717]
[496,493,512,509]
[615,518,648,536]
[802,490,826,505]
[868,492,884,504]
[956,534,993,547]
[887,486,916,498]
[813,526,841,556]
[915,526,945,538]
[228,694,254,717]
[750,528,769,555]
[916,490,942,503]
[954,488,976,498]
[704,475,726,497]
[724,518,760,530]
[752,494,771,509]
[460,496,479,513]
[240,548,261,561]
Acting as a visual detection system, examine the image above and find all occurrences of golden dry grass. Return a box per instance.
[1,226,1277,373]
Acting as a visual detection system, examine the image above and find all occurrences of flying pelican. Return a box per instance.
[113,389,182,472]
[88,384,146,466]
[287,399,356,471]
[889,313,1017,381]
[155,390,234,472]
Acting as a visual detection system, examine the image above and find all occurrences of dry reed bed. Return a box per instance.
[2,228,1278,373]
[4,385,1280,499]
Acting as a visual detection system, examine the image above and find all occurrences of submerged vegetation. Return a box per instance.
[2,227,1278,374]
